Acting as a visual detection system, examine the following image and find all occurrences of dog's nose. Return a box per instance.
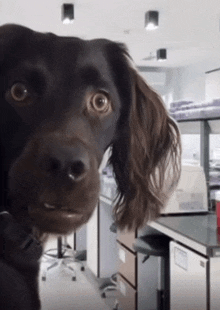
[39,143,90,182]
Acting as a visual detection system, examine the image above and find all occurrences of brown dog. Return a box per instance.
[0,23,181,309]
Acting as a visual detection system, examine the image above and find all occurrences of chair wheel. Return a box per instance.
[42,276,46,281]
[72,276,76,281]
[81,266,85,271]
[101,292,106,298]
[113,301,119,310]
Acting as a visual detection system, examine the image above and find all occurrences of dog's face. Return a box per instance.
[0,24,181,237]
[0,24,131,235]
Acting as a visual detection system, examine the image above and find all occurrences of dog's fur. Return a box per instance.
[0,24,181,309]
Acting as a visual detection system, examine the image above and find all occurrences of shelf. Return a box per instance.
[177,118,220,134]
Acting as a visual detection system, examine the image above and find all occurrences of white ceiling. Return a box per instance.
[0,0,220,71]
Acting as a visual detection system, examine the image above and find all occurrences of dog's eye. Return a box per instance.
[10,83,29,102]
[90,92,111,113]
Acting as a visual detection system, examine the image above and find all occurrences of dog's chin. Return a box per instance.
[28,204,95,235]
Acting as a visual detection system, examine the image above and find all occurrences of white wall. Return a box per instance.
[139,64,207,110]
[167,65,206,105]
[167,61,220,106]
[205,69,220,102]
[86,206,98,276]
[138,69,177,109]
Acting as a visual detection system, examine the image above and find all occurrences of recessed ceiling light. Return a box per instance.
[157,49,167,61]
[62,3,74,24]
[145,11,159,30]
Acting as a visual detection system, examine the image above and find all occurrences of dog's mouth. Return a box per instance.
[26,179,100,234]
[8,179,100,236]
[28,203,88,235]
[32,203,85,220]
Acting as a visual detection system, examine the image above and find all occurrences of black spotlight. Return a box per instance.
[145,11,159,30]
[157,49,167,61]
[62,3,74,24]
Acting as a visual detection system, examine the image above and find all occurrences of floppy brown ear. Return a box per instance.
[111,67,181,231]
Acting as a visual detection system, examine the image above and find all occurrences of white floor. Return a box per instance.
[39,237,111,310]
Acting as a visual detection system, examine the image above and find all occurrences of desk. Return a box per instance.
[147,213,220,310]
[117,213,220,310]
[149,213,220,257]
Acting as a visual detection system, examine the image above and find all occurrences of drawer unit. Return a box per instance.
[117,229,137,249]
[117,229,137,309]
[117,274,137,310]
[118,242,137,287]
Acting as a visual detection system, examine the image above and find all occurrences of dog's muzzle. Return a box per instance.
[8,135,101,235]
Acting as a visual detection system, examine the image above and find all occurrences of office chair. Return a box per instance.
[41,236,85,281]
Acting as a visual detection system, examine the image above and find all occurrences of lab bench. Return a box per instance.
[117,213,220,310]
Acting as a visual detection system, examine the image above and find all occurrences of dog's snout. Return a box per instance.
[39,142,90,182]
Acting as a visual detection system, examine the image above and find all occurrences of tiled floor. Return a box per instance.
[39,241,118,310]
[39,259,111,310]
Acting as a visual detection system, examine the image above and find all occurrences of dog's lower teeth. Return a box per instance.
[44,203,56,209]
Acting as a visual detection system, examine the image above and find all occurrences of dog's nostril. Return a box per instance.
[68,161,86,181]
[40,156,61,173]
[50,158,61,171]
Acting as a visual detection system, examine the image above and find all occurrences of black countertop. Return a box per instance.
[149,213,220,257]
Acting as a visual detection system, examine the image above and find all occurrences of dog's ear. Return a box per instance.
[0,24,20,58]
[110,66,181,231]
[0,24,33,65]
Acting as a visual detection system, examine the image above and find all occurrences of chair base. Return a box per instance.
[99,273,118,298]
[41,236,85,282]
[41,257,80,281]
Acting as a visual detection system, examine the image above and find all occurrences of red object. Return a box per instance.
[217,226,220,243]
[216,202,220,227]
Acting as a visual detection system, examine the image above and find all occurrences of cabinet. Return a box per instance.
[170,241,208,310]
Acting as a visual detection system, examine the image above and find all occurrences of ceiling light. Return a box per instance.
[145,11,159,30]
[62,3,74,24]
[157,49,167,61]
